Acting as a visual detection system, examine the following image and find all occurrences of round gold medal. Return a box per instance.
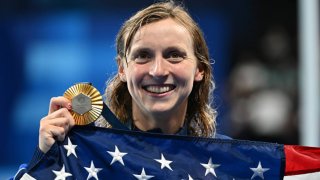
[64,83,103,125]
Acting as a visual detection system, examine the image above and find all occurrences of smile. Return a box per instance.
[143,85,176,94]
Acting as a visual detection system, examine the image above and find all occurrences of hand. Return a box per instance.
[39,96,75,153]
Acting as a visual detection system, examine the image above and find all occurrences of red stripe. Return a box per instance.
[285,145,320,175]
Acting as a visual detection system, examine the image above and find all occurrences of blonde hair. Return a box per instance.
[105,1,216,137]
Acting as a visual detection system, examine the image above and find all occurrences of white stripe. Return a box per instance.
[20,173,36,180]
[284,171,320,180]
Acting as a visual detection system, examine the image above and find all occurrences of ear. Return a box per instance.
[118,56,127,82]
[194,66,204,82]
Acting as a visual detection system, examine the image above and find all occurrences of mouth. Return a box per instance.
[142,84,176,94]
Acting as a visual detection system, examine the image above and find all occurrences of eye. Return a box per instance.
[169,52,181,58]
[138,52,150,59]
[132,51,152,64]
[165,50,186,63]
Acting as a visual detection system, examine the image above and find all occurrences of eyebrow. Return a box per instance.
[163,46,187,54]
[129,45,188,58]
[131,47,152,52]
[129,47,153,56]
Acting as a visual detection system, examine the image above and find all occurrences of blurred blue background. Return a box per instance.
[0,0,298,178]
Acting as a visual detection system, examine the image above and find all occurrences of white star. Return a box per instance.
[52,165,72,180]
[200,158,220,177]
[250,161,270,179]
[154,153,173,171]
[107,145,127,166]
[133,168,154,180]
[63,137,77,158]
[84,161,102,180]
[188,174,193,180]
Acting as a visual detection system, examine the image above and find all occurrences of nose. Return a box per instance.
[149,55,169,78]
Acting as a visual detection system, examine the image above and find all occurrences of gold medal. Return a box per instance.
[64,83,103,125]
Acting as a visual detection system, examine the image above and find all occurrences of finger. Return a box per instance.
[46,108,75,128]
[47,107,70,119]
[42,117,71,131]
[48,125,66,142]
[40,123,66,142]
[39,125,66,152]
[64,108,75,127]
[39,121,68,141]
[49,96,72,114]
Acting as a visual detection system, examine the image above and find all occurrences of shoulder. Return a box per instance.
[213,133,232,140]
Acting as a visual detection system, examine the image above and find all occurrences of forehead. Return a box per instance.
[129,18,193,50]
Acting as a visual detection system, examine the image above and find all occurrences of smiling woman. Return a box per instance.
[119,18,204,134]
[104,1,217,138]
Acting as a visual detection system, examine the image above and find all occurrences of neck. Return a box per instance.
[132,103,187,134]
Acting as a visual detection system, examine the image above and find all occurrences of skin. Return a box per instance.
[38,18,204,153]
[39,97,75,153]
[119,18,204,134]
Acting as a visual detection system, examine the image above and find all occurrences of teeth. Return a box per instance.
[145,86,172,94]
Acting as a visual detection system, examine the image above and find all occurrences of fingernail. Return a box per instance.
[67,103,72,110]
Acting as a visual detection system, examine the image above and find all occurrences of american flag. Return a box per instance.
[21,126,320,180]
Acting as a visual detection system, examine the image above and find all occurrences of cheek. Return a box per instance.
[175,65,197,82]
[125,66,145,88]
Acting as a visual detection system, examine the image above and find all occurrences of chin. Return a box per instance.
[148,108,172,113]
[146,106,174,114]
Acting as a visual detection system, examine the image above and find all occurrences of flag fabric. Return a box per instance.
[284,145,320,179]
[22,125,319,180]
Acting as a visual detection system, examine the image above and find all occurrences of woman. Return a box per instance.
[100,1,217,137]
[13,1,227,179]
[39,1,218,154]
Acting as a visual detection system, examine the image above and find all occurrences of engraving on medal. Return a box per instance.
[72,93,92,115]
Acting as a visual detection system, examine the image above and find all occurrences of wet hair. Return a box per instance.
[104,1,216,137]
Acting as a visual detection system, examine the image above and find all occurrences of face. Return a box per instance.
[119,18,203,119]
